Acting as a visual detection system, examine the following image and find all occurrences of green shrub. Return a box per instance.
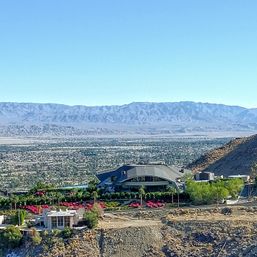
[1,225,23,248]
[91,203,103,218]
[104,201,120,208]
[10,210,27,225]
[61,227,73,239]
[51,229,61,237]
[185,178,243,205]
[41,230,49,237]
[84,211,98,229]
[30,228,42,246]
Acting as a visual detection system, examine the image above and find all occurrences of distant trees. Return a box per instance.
[30,181,55,194]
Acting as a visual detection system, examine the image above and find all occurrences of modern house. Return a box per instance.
[97,163,191,192]
[42,208,84,230]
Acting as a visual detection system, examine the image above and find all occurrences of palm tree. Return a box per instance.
[176,187,180,208]
[138,186,145,207]
[167,185,176,204]
[10,195,18,210]
[92,190,99,204]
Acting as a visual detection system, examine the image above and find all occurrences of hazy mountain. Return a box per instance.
[186,134,257,176]
[0,101,257,136]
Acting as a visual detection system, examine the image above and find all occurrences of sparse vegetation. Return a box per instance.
[30,228,42,246]
[61,227,73,239]
[84,211,99,229]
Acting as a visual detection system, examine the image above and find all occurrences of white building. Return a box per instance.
[42,208,84,230]
[228,175,250,182]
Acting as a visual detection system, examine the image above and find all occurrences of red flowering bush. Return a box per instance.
[146,200,165,208]
[128,201,141,208]
[21,204,49,214]
[59,202,84,209]
[35,191,45,196]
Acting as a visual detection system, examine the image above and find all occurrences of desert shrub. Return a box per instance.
[104,201,120,208]
[30,228,42,246]
[221,207,232,215]
[84,202,104,229]
[91,203,104,218]
[1,225,22,248]
[41,230,49,237]
[84,211,98,229]
[61,227,73,239]
[51,229,61,237]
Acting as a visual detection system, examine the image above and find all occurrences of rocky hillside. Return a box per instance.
[186,134,257,176]
[7,206,257,257]
[0,102,257,136]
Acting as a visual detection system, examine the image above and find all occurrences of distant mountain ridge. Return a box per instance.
[0,101,257,136]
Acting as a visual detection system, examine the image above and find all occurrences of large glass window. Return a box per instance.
[128,176,166,182]
[58,216,64,227]
[145,176,153,182]
[64,216,70,227]
[51,217,57,228]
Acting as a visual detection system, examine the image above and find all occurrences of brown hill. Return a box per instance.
[186,134,257,176]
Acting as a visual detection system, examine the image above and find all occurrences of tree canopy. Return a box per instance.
[186,178,244,205]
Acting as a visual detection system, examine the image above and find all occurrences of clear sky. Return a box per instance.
[0,1,257,107]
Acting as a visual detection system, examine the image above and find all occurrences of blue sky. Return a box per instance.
[0,0,256,107]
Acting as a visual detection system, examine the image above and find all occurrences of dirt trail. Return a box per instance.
[99,213,161,229]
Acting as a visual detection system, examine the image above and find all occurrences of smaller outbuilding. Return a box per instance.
[42,208,84,230]
[228,175,250,182]
[194,172,215,181]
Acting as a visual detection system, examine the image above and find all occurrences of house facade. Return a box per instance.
[42,208,84,230]
[97,164,191,192]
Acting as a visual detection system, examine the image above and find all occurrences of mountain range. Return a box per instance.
[0,101,257,136]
